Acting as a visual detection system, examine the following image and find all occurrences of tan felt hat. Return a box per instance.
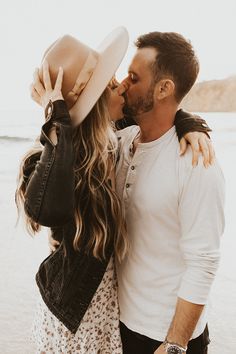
[39,27,129,125]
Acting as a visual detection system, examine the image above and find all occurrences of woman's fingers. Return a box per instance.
[42,60,52,91]
[181,132,215,168]
[179,134,200,167]
[190,139,200,167]
[207,139,215,165]
[179,137,188,155]
[54,66,63,92]
[182,132,200,166]
[33,68,45,96]
[199,136,210,167]
[31,62,64,109]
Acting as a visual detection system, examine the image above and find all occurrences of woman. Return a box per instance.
[16,30,212,353]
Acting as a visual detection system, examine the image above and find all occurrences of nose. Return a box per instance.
[121,76,129,86]
[118,81,129,95]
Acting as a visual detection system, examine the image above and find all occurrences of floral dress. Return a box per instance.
[30,256,122,354]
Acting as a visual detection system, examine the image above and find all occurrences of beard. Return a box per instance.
[123,83,155,119]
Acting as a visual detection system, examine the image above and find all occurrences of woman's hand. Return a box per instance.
[30,60,64,109]
[180,132,215,168]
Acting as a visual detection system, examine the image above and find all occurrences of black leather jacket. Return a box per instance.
[23,100,211,333]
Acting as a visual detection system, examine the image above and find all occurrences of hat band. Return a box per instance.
[66,51,98,106]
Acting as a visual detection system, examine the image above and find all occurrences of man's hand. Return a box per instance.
[30,60,64,109]
[180,132,215,168]
[48,231,60,253]
[154,343,166,354]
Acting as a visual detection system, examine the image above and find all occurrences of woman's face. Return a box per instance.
[107,79,127,121]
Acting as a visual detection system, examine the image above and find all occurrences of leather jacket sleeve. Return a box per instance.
[24,100,75,227]
[115,109,212,141]
[174,109,212,141]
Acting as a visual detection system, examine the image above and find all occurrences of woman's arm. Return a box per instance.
[116,109,211,137]
[174,109,214,167]
[25,62,75,227]
[116,109,214,167]
[174,109,211,140]
[24,100,75,227]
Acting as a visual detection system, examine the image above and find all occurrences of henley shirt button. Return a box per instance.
[126,183,130,188]
[131,166,135,170]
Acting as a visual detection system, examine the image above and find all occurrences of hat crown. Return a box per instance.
[40,35,99,107]
[39,27,129,125]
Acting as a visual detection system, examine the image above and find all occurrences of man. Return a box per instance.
[115,32,225,354]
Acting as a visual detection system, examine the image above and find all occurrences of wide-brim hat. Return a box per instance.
[39,27,129,125]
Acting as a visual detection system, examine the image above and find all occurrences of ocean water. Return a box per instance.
[0,110,236,353]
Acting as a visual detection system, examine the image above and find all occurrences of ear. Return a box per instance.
[155,79,175,100]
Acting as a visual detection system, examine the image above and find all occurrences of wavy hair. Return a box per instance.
[16,88,128,262]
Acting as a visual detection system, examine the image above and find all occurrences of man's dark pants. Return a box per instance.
[120,321,210,354]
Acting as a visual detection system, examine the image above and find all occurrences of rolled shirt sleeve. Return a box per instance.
[177,154,225,304]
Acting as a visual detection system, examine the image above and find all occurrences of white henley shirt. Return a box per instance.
[115,125,225,341]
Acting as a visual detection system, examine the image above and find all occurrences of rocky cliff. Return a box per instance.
[182,76,236,112]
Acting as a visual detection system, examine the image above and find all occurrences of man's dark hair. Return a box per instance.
[135,32,199,102]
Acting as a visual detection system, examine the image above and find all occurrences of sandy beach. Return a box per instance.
[0,112,236,353]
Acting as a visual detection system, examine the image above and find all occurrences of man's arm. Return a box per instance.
[166,298,204,347]
[155,153,225,353]
[155,299,204,353]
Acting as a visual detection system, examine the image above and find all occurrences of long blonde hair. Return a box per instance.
[16,88,128,262]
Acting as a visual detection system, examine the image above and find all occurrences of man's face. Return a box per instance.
[122,47,157,118]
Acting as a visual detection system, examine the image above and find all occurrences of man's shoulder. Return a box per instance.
[179,146,224,187]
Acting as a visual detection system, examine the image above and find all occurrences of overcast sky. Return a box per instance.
[1,0,236,110]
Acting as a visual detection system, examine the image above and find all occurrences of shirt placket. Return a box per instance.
[122,146,145,209]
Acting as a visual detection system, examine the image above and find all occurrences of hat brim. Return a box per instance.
[69,27,129,125]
